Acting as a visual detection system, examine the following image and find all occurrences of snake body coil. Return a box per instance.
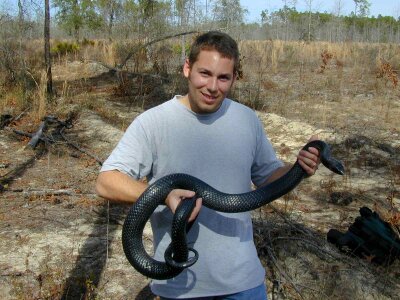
[122,140,344,279]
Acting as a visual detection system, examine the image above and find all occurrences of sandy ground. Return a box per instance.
[0,61,399,299]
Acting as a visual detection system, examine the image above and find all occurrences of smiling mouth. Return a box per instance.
[201,92,217,104]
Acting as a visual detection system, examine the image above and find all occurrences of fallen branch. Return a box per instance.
[6,186,98,196]
[28,119,48,148]
[0,108,30,129]
[28,115,60,148]
[15,107,29,121]
[118,30,199,69]
[11,188,97,197]
[6,127,54,145]
[4,116,103,166]
[59,128,103,166]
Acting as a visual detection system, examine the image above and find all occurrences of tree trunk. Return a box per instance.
[17,0,26,93]
[44,0,53,98]
[74,25,79,42]
[108,7,115,41]
[308,8,312,41]
[179,1,187,63]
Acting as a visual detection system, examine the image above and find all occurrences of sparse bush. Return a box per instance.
[150,44,175,74]
[113,41,148,72]
[317,49,334,73]
[376,58,398,88]
[0,84,28,114]
[0,41,20,84]
[0,40,41,86]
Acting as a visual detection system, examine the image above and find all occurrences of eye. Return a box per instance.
[219,76,231,82]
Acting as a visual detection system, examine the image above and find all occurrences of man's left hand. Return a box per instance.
[297,135,321,176]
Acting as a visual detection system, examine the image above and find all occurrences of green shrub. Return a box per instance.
[51,41,80,56]
[81,38,96,47]
[172,42,190,56]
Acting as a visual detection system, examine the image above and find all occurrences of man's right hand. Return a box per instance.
[165,189,202,222]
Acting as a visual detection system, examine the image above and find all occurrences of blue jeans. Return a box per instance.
[159,283,267,300]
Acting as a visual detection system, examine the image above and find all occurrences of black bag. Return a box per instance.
[327,206,400,265]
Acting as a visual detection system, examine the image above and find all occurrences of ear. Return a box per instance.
[231,75,236,86]
[183,59,190,78]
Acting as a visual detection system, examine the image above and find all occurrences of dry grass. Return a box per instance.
[376,58,398,88]
[30,71,47,122]
[1,38,399,299]
[239,40,400,76]
[236,40,400,135]
[0,85,27,114]
[11,38,397,120]
[254,213,400,300]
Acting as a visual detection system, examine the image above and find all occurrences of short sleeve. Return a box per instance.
[100,117,153,180]
[251,118,284,187]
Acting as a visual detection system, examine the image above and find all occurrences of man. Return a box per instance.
[96,31,320,299]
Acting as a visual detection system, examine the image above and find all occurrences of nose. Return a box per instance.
[207,77,218,93]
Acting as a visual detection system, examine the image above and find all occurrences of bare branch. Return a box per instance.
[118,30,198,69]
[59,128,103,166]
[9,188,97,198]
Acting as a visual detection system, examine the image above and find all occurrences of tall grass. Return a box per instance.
[31,71,47,122]
[0,85,27,114]
[240,40,400,73]
[2,38,398,132]
[236,40,399,132]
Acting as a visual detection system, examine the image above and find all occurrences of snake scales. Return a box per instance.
[122,140,345,280]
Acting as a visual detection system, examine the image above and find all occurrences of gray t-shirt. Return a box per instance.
[101,96,283,298]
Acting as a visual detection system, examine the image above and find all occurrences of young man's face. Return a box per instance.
[181,49,235,114]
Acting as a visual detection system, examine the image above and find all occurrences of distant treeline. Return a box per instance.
[264,6,400,43]
[1,0,399,43]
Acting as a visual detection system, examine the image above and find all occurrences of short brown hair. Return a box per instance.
[188,31,240,77]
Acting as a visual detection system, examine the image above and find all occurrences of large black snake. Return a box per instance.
[122,140,345,280]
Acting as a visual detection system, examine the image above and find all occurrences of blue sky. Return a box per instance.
[240,0,400,22]
[3,0,399,22]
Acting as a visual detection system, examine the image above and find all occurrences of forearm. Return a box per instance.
[261,163,292,186]
[260,138,321,187]
[95,170,148,204]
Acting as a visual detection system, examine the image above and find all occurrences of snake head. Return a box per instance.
[324,157,345,175]
[306,140,345,176]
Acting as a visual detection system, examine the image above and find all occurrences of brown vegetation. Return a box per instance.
[0,38,399,299]
[376,58,398,88]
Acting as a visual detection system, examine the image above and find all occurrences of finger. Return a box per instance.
[298,159,315,175]
[189,198,202,222]
[166,189,195,213]
[298,151,318,169]
[175,189,196,199]
[166,189,195,205]
[306,147,320,157]
[307,136,321,162]
[300,148,319,159]
[299,151,317,165]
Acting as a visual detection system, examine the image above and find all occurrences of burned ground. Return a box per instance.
[1,54,399,299]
